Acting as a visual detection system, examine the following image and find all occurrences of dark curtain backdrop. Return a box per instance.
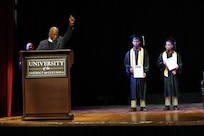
[11,0,204,110]
[0,0,14,117]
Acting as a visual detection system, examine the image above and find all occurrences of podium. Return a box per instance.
[18,49,74,120]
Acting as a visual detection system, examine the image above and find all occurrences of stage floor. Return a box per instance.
[0,103,204,127]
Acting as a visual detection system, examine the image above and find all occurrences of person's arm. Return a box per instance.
[18,57,22,70]
[36,40,47,50]
[61,25,74,48]
[144,49,149,75]
[176,52,183,74]
[124,51,131,76]
[156,53,165,72]
[61,15,75,49]
[36,41,43,50]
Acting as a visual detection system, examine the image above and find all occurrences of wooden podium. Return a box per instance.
[18,49,74,120]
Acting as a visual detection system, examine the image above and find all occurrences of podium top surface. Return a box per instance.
[19,49,72,53]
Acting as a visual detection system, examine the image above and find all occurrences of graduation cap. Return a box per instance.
[130,34,145,46]
[165,36,176,50]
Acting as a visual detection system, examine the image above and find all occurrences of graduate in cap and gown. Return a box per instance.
[156,36,183,110]
[124,35,149,112]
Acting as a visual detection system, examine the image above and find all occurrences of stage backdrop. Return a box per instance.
[1,0,204,116]
[14,0,204,106]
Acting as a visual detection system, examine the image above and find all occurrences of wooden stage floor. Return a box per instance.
[0,103,204,127]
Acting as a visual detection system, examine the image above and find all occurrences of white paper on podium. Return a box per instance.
[165,57,178,71]
[133,64,144,78]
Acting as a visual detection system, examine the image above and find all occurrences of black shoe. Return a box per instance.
[164,106,170,111]
[129,108,137,112]
[173,106,179,110]
[140,107,148,111]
